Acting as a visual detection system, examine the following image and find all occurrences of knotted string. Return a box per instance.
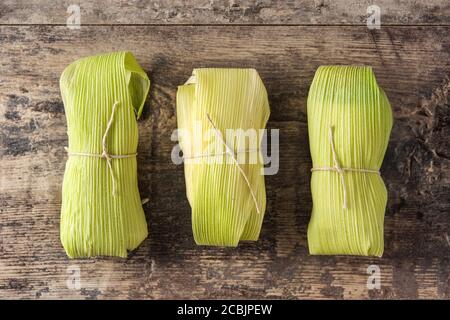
[65,101,137,196]
[311,125,380,209]
[183,113,261,215]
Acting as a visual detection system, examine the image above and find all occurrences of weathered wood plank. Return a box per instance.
[0,26,449,299]
[1,0,450,25]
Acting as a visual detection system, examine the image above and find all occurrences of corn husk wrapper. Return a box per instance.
[307,66,393,256]
[60,51,150,258]
[177,68,270,246]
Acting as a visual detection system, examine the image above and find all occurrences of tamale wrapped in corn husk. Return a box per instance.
[307,66,393,257]
[177,68,270,246]
[60,51,150,258]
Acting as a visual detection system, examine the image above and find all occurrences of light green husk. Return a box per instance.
[177,68,270,246]
[60,51,150,258]
[307,66,393,257]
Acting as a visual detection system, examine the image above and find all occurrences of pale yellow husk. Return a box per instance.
[60,51,150,258]
[307,66,393,257]
[177,68,270,246]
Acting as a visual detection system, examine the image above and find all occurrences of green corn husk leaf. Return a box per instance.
[177,68,270,246]
[307,66,393,257]
[60,51,150,258]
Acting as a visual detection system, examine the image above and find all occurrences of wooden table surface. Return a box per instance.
[0,1,449,299]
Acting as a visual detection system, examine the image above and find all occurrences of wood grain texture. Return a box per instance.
[1,0,450,25]
[0,25,449,299]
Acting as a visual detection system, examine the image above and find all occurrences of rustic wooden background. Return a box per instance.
[0,1,449,299]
